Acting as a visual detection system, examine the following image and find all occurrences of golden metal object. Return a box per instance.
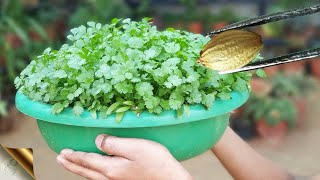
[206,5,320,74]
[1,145,35,179]
[198,30,263,71]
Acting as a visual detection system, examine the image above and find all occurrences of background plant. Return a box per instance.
[0,0,54,102]
[244,95,296,127]
[270,72,316,98]
[69,0,131,28]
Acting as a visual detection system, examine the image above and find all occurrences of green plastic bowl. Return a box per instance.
[15,91,249,161]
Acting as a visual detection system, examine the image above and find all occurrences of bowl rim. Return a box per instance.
[15,90,249,128]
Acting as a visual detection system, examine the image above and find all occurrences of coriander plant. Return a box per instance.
[15,18,256,120]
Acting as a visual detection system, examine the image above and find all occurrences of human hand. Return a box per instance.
[56,134,192,180]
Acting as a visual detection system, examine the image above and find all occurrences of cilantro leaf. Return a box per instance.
[256,69,267,78]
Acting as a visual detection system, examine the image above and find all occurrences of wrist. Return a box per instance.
[212,126,232,151]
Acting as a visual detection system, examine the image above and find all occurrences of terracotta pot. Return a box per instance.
[250,78,272,96]
[263,66,280,77]
[44,20,67,41]
[256,120,288,139]
[28,30,42,42]
[212,22,228,31]
[6,33,23,48]
[45,27,56,40]
[189,22,202,34]
[54,20,67,40]
[310,58,320,80]
[289,97,307,127]
[230,105,244,119]
[281,61,305,74]
[0,56,5,65]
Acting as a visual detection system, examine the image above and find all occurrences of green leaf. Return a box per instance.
[107,102,122,115]
[256,69,267,78]
[166,27,175,31]
[177,107,184,118]
[144,49,157,59]
[116,112,125,122]
[164,42,180,53]
[74,88,84,97]
[67,93,74,101]
[116,106,131,113]
[52,103,64,114]
[96,23,102,30]
[169,97,184,110]
[100,106,109,118]
[111,18,120,24]
[87,21,96,28]
[128,37,144,49]
[184,105,190,117]
[67,35,75,41]
[90,110,97,119]
[145,96,160,109]
[217,92,230,100]
[166,75,182,87]
[123,101,134,106]
[73,104,84,116]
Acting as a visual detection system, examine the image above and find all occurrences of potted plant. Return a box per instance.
[0,0,53,81]
[270,72,315,126]
[14,18,258,161]
[249,56,272,96]
[263,64,280,77]
[250,77,272,97]
[188,21,202,34]
[310,58,320,80]
[244,95,296,139]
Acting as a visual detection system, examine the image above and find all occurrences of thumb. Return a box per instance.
[95,134,161,159]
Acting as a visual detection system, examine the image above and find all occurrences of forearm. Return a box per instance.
[211,127,292,180]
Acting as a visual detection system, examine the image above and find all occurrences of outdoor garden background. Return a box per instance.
[0,0,319,179]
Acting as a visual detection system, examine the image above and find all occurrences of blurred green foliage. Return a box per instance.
[244,95,296,127]
[0,0,53,102]
[69,0,132,28]
[271,72,316,98]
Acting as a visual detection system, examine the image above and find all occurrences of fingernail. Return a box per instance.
[95,134,107,150]
[56,155,65,165]
[60,149,73,159]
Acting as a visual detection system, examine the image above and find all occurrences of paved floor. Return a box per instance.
[1,89,320,180]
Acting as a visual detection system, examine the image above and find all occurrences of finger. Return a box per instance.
[95,134,164,159]
[57,155,107,180]
[60,149,113,173]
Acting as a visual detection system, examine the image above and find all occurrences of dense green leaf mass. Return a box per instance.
[15,18,254,118]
